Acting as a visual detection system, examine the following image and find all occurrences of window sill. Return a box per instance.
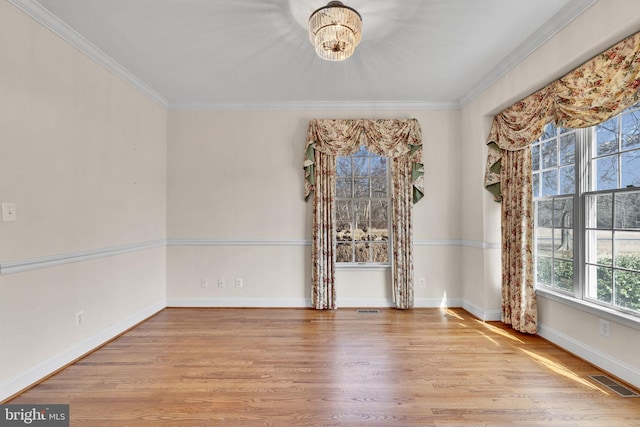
[536,287,640,331]
[336,263,391,271]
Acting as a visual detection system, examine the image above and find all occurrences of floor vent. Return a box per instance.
[589,375,640,397]
[357,309,380,314]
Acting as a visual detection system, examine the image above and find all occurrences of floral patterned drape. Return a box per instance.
[304,119,423,309]
[484,31,640,334]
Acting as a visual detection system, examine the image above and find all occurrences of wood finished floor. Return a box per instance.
[7,308,640,426]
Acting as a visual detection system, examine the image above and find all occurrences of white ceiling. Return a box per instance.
[12,0,597,109]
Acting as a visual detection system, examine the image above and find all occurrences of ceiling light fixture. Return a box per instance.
[308,1,362,61]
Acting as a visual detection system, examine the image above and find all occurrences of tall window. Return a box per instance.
[335,146,391,264]
[533,102,640,316]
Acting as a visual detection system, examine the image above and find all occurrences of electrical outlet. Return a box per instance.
[2,202,16,222]
[200,278,208,288]
[76,311,84,327]
[419,278,426,288]
[218,278,225,288]
[599,319,611,337]
[235,277,243,288]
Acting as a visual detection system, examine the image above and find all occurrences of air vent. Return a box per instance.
[356,309,380,314]
[589,375,640,397]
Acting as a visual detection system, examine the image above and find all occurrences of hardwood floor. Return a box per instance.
[7,308,640,426]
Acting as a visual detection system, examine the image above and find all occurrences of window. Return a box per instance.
[335,146,391,264]
[533,103,640,317]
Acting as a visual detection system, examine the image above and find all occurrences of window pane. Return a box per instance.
[370,157,387,176]
[536,256,552,286]
[533,173,540,198]
[536,227,553,257]
[587,230,612,264]
[595,156,619,190]
[370,221,388,241]
[554,259,573,292]
[596,118,618,155]
[614,192,640,229]
[614,270,640,311]
[621,150,640,188]
[355,242,369,263]
[371,242,389,263]
[536,200,553,227]
[336,221,352,242]
[371,177,387,198]
[622,109,640,150]
[336,199,351,223]
[553,197,573,228]
[532,144,540,171]
[588,265,612,304]
[559,165,575,194]
[614,231,640,268]
[354,200,369,239]
[560,133,576,166]
[554,228,573,260]
[542,123,556,140]
[336,178,352,198]
[586,193,612,229]
[352,156,367,176]
[371,200,388,221]
[542,140,558,168]
[337,243,352,263]
[542,170,557,196]
[354,178,370,197]
[336,157,352,176]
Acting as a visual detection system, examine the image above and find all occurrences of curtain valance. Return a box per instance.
[485,31,640,201]
[304,118,424,204]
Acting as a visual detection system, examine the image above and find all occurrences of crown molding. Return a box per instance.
[458,0,598,107]
[9,0,169,108]
[167,100,460,111]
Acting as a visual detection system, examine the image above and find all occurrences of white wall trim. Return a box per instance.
[463,301,502,322]
[414,239,499,250]
[167,100,460,111]
[0,240,166,275]
[458,0,598,107]
[1,238,501,275]
[8,0,169,108]
[0,300,165,402]
[166,297,311,308]
[537,322,640,390]
[166,238,311,247]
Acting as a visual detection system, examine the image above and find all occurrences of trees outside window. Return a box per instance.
[335,146,390,264]
[533,103,640,316]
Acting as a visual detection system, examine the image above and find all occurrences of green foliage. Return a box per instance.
[536,255,640,312]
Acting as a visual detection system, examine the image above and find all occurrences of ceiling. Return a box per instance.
[12,0,597,109]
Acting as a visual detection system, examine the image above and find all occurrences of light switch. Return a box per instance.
[2,202,16,222]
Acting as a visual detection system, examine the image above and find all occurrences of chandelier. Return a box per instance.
[308,1,362,61]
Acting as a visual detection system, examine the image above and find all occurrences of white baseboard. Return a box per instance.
[462,301,502,321]
[0,300,165,402]
[537,322,640,391]
[167,297,464,309]
[166,297,311,308]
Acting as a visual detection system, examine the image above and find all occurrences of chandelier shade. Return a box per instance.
[308,1,362,61]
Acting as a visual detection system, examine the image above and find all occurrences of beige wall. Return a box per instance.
[0,1,167,399]
[166,109,463,308]
[461,0,640,387]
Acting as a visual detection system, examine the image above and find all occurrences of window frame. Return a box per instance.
[533,104,640,327]
[335,146,392,267]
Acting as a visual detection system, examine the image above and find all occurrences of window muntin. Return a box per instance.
[533,126,576,293]
[336,146,391,264]
[533,102,640,317]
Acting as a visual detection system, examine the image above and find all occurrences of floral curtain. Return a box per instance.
[304,119,423,309]
[484,30,640,333]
